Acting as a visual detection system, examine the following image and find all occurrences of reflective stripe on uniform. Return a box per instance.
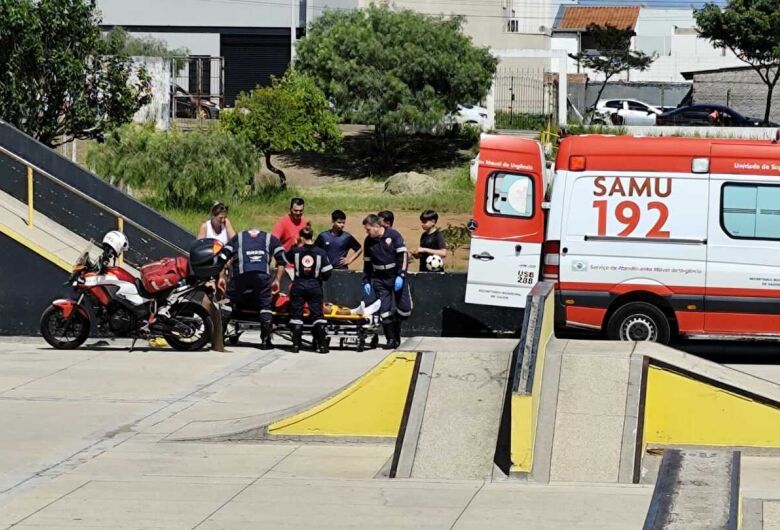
[238,232,245,274]
[397,308,412,317]
[289,319,304,325]
[294,252,301,277]
[396,246,407,253]
[373,263,396,270]
[313,319,327,325]
[315,254,321,277]
[321,264,333,273]
[265,233,272,275]
[380,311,393,319]
[260,309,273,314]
[364,256,371,262]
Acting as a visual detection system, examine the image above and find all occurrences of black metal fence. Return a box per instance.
[494,69,558,130]
[170,56,225,120]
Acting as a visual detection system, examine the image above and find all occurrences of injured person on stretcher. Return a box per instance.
[220,287,382,352]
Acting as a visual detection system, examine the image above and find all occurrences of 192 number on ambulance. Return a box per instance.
[592,200,670,238]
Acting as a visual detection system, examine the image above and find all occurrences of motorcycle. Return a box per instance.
[40,244,214,351]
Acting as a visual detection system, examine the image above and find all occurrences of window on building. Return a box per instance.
[486,173,534,218]
[722,184,780,239]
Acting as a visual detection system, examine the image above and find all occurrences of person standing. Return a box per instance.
[315,210,362,270]
[414,210,448,272]
[377,210,395,228]
[197,201,236,245]
[287,227,333,353]
[224,228,287,349]
[272,197,308,252]
[361,214,412,349]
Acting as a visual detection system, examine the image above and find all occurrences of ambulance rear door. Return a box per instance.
[465,136,546,308]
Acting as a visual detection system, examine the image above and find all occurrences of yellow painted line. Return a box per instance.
[0,223,71,271]
[511,291,555,472]
[644,365,780,448]
[268,351,417,438]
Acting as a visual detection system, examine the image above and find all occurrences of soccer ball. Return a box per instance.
[426,254,444,272]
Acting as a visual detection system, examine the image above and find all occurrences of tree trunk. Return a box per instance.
[765,83,776,126]
[264,152,287,190]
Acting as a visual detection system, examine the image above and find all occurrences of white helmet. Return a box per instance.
[102,230,129,257]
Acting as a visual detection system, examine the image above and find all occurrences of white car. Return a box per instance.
[595,99,662,126]
[456,104,489,131]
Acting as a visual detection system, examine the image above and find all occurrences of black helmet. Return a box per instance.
[189,238,226,279]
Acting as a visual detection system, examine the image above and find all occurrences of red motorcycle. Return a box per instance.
[40,235,216,351]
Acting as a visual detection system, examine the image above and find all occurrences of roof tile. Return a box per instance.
[559,6,640,31]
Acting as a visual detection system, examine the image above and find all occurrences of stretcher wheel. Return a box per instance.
[370,335,379,349]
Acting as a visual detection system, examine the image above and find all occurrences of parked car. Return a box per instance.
[455,104,489,131]
[594,99,662,126]
[657,104,777,127]
[170,84,220,119]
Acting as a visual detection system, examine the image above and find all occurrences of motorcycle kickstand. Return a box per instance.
[129,337,138,352]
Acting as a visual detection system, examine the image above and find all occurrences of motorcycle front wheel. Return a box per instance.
[163,302,213,351]
[40,306,90,350]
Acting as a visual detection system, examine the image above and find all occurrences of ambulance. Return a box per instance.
[465,133,780,343]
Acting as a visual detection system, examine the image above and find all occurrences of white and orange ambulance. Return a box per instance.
[466,133,780,343]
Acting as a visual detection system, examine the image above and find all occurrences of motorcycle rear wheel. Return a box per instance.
[40,306,90,350]
[163,302,213,351]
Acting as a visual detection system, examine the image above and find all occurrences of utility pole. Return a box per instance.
[290,0,297,63]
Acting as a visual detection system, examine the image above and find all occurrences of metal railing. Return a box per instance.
[0,144,186,266]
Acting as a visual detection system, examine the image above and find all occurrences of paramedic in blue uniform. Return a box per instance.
[286,227,334,354]
[361,214,412,349]
[225,228,287,350]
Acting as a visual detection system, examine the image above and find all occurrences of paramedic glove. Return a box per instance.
[394,276,404,292]
[363,282,372,296]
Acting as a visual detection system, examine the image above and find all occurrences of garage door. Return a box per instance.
[221,33,290,106]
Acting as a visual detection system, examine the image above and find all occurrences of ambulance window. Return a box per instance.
[722,184,780,239]
[486,172,534,218]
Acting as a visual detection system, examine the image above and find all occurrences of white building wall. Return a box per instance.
[97,0,294,28]
[551,34,578,74]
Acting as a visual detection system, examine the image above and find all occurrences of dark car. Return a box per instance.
[657,104,777,127]
[170,84,220,119]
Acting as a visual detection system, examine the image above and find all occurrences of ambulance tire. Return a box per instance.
[607,302,671,344]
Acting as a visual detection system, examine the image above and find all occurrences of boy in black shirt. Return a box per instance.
[315,210,362,270]
[414,210,448,272]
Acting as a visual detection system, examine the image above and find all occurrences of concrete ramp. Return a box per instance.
[392,339,514,480]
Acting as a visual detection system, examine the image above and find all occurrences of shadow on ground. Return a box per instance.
[281,130,476,179]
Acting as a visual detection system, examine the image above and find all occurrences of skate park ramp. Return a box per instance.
[0,121,191,334]
[513,282,780,485]
[172,337,517,482]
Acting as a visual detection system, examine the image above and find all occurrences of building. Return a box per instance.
[551,5,744,83]
[97,0,358,106]
[683,66,780,124]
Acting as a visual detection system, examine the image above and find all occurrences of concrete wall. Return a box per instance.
[132,57,171,130]
[370,0,551,51]
[98,0,296,28]
[691,68,780,124]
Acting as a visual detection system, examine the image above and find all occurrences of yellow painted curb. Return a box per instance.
[267,351,417,438]
[0,223,71,271]
[644,366,780,448]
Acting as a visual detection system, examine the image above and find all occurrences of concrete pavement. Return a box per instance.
[0,337,777,529]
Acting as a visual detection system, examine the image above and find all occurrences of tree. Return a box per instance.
[569,24,655,110]
[221,70,341,189]
[102,27,190,60]
[695,0,780,125]
[0,0,151,147]
[295,6,497,155]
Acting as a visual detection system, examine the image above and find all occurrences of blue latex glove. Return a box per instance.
[394,276,404,292]
[363,282,372,296]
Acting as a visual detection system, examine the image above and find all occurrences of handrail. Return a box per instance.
[0,143,187,258]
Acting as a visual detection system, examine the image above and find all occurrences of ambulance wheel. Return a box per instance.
[607,302,671,344]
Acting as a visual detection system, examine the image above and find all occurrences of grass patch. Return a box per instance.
[159,163,474,234]
[496,112,551,131]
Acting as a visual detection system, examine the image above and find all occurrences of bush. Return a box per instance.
[495,112,551,131]
[87,125,258,208]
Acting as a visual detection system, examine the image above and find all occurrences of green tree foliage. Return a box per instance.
[86,125,258,208]
[295,6,497,153]
[695,0,780,125]
[0,0,152,147]
[102,27,190,60]
[441,223,471,269]
[221,70,341,189]
[569,24,655,109]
